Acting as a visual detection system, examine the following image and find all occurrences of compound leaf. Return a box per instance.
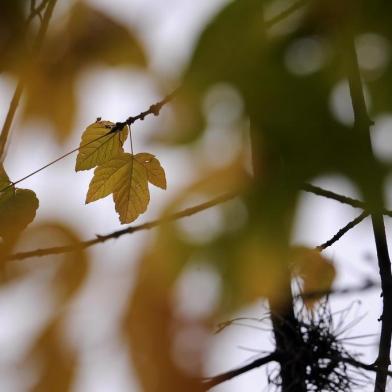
[75,121,128,171]
[135,153,167,189]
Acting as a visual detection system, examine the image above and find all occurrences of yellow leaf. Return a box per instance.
[135,153,167,189]
[0,188,39,239]
[291,246,336,308]
[85,152,167,223]
[112,154,150,224]
[86,153,134,203]
[0,165,14,204]
[75,121,128,171]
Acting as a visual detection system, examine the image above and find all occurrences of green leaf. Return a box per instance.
[75,121,128,171]
[135,153,167,189]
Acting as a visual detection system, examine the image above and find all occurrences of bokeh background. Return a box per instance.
[1,0,392,390]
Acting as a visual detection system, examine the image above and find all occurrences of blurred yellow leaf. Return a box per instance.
[29,320,76,392]
[0,188,39,239]
[0,0,26,74]
[291,246,336,308]
[0,165,14,203]
[135,152,167,189]
[22,2,146,141]
[75,120,128,171]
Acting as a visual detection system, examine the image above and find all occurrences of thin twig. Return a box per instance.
[0,0,57,161]
[301,183,366,210]
[6,192,236,261]
[109,89,179,133]
[202,353,278,390]
[3,132,116,192]
[0,91,177,194]
[344,357,392,378]
[302,183,392,217]
[317,211,369,251]
[299,280,379,301]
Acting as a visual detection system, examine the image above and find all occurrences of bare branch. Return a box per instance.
[110,89,179,133]
[317,211,369,251]
[202,353,278,390]
[301,183,366,210]
[344,34,392,392]
[299,280,379,301]
[344,357,392,378]
[6,192,237,261]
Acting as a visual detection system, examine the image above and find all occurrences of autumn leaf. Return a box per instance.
[21,2,146,141]
[0,165,14,203]
[85,152,166,223]
[0,188,39,239]
[291,246,336,308]
[75,121,128,171]
[86,152,137,203]
[135,153,167,189]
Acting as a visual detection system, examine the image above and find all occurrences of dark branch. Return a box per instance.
[6,192,236,261]
[344,357,392,378]
[109,89,179,133]
[301,183,365,210]
[344,34,392,392]
[317,211,369,251]
[202,353,278,390]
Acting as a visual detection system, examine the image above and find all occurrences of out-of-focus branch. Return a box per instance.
[299,279,379,301]
[265,0,308,28]
[6,192,236,261]
[0,0,58,161]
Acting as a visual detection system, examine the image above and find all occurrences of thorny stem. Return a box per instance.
[0,0,58,162]
[345,35,392,392]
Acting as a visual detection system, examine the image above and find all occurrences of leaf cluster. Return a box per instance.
[76,121,166,224]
